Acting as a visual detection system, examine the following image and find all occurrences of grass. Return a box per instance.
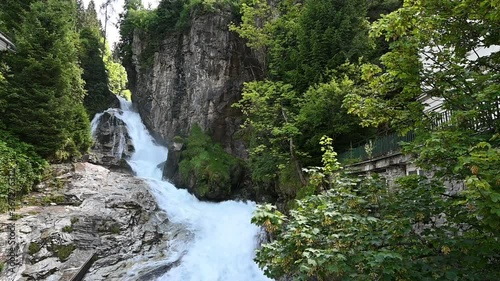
[42,194,65,206]
[62,225,73,233]
[53,244,75,262]
[8,213,23,220]
[28,242,41,255]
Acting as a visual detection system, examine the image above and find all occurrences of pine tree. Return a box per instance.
[78,0,116,117]
[1,0,91,160]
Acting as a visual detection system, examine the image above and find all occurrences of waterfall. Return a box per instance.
[92,97,272,281]
[90,112,103,138]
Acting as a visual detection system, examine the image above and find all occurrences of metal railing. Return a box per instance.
[338,100,499,165]
[338,131,415,163]
[67,252,97,281]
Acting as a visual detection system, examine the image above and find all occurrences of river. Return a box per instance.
[92,97,272,281]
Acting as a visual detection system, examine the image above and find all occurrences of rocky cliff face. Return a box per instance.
[126,8,262,169]
[0,163,190,281]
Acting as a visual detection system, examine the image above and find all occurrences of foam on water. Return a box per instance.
[93,97,272,281]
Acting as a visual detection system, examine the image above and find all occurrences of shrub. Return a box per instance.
[28,242,41,255]
[179,125,240,198]
[0,130,48,212]
[53,244,75,261]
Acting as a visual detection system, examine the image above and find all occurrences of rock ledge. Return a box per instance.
[0,162,190,281]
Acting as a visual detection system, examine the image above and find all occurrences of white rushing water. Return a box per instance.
[93,98,272,281]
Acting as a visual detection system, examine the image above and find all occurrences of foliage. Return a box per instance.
[345,0,500,133]
[0,0,35,38]
[232,0,373,92]
[344,0,500,233]
[296,64,375,165]
[0,0,92,161]
[104,44,129,98]
[234,81,303,187]
[77,0,116,118]
[229,0,280,73]
[28,242,41,256]
[253,139,500,280]
[230,0,399,202]
[178,125,240,198]
[62,225,73,233]
[52,244,75,262]
[233,69,375,200]
[0,131,48,212]
[459,139,500,231]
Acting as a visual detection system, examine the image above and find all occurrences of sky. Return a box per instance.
[82,0,160,48]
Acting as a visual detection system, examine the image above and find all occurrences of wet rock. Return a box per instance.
[0,163,190,281]
[87,110,135,171]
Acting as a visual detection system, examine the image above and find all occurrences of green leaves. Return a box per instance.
[178,125,240,199]
[253,138,500,280]
[255,172,500,280]
[78,2,122,117]
[0,130,48,211]
[234,81,302,184]
[459,139,500,230]
[1,0,91,161]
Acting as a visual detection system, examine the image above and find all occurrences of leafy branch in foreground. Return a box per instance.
[252,137,500,281]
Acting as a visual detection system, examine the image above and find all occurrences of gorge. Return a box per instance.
[104,97,272,280]
[2,0,500,280]
[0,98,272,281]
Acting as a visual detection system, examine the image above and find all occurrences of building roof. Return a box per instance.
[0,31,16,51]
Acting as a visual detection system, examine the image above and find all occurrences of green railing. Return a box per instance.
[338,131,415,163]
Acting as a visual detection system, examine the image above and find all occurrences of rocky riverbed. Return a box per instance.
[0,162,190,281]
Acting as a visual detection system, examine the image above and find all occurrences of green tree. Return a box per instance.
[0,0,91,160]
[103,43,129,98]
[230,0,402,202]
[287,0,371,91]
[234,81,306,195]
[0,0,35,38]
[296,64,375,165]
[344,0,500,229]
[117,0,145,82]
[232,0,373,91]
[100,0,119,49]
[78,0,117,117]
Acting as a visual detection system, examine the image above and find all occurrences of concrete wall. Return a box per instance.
[347,153,465,195]
[346,153,412,186]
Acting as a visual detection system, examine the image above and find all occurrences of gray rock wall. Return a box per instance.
[128,9,262,159]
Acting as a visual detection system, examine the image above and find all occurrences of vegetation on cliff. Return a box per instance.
[179,125,241,200]
[118,0,239,69]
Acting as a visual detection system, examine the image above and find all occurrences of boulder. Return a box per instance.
[87,110,134,171]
